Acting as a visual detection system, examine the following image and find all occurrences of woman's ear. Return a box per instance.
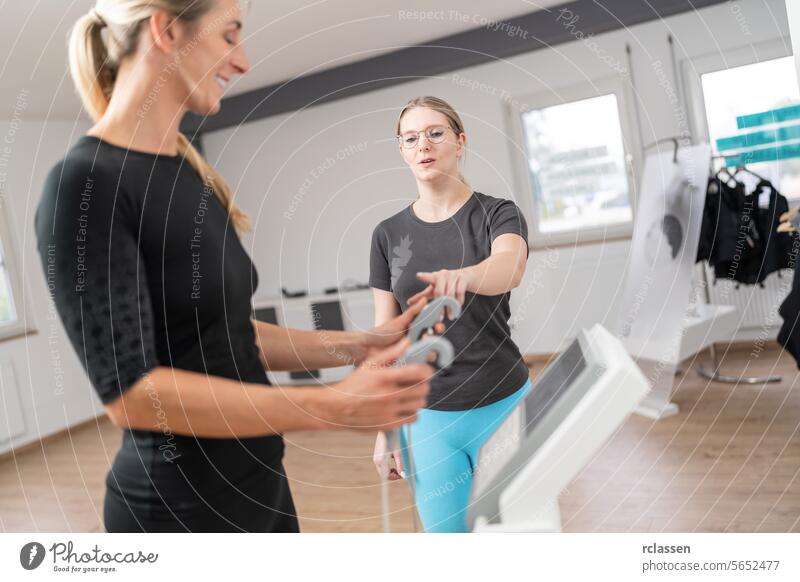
[456,132,467,157]
[148,9,179,54]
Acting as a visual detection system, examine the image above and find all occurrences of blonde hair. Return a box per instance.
[68,0,251,233]
[395,95,469,187]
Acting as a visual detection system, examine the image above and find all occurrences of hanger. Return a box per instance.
[715,166,735,182]
[732,164,769,182]
[712,165,744,193]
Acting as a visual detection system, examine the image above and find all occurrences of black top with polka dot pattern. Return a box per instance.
[35,136,291,527]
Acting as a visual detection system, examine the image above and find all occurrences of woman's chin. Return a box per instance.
[189,99,222,117]
[415,169,451,184]
[206,100,222,115]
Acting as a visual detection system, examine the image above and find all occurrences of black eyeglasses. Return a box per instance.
[396,126,454,149]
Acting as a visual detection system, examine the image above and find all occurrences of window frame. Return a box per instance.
[505,75,642,248]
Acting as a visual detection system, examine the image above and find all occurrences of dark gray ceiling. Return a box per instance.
[182,0,728,136]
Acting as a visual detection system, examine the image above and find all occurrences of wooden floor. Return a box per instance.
[1,345,798,532]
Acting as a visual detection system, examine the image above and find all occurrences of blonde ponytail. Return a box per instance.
[177,133,252,232]
[68,1,251,234]
[68,13,115,122]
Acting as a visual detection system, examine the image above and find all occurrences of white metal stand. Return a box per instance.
[696,266,781,384]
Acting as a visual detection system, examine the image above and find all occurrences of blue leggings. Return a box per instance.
[400,378,532,533]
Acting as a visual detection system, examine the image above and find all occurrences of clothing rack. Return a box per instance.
[695,265,782,385]
[696,155,782,384]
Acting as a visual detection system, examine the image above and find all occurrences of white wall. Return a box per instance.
[204,0,791,355]
[0,118,96,455]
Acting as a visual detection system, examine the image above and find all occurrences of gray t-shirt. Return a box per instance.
[369,191,530,411]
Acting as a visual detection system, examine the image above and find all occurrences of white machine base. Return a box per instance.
[635,399,679,420]
[472,499,562,533]
[630,358,681,420]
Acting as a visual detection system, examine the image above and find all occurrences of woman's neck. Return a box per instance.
[413,180,473,222]
[87,59,185,156]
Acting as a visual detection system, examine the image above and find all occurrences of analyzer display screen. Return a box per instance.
[524,338,585,435]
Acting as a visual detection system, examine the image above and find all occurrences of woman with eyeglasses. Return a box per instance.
[370,96,532,532]
[34,0,434,533]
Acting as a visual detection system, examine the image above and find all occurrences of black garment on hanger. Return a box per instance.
[696,173,743,267]
[754,179,794,281]
[696,171,797,287]
[698,173,764,285]
[696,176,722,264]
[720,179,763,285]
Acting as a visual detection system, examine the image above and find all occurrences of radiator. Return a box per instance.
[700,263,793,331]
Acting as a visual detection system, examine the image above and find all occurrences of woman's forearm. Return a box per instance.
[411,235,528,305]
[462,251,525,296]
[108,366,330,438]
[253,320,366,371]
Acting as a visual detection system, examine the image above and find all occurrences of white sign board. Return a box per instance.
[617,144,711,416]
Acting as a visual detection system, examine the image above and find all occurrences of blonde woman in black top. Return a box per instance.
[35,0,432,532]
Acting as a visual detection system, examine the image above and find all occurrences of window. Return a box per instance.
[521,94,633,234]
[511,78,638,246]
[700,55,800,197]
